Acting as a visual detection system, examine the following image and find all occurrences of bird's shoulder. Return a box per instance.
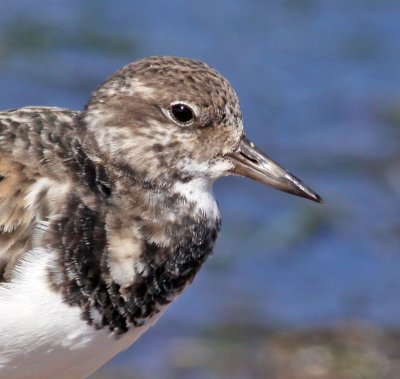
[0,106,79,282]
[0,106,78,165]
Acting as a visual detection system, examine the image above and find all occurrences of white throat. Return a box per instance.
[172,178,220,220]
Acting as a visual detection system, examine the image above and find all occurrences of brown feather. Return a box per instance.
[0,157,34,280]
[0,107,76,281]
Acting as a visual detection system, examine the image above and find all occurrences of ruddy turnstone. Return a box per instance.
[0,56,322,379]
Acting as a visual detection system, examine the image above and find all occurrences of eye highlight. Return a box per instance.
[169,103,195,124]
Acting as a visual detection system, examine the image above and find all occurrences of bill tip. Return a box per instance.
[313,193,324,204]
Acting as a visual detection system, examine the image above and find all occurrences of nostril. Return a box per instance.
[240,151,259,164]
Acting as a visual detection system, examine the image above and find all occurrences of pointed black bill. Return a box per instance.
[226,136,323,203]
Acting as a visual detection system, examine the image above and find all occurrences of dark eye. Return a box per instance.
[169,103,194,124]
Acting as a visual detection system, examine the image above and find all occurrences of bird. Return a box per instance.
[0,56,322,379]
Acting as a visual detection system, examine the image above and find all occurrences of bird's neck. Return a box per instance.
[47,149,221,335]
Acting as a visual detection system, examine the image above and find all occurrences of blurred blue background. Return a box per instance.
[1,1,399,378]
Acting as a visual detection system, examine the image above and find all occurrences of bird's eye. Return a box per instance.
[169,103,195,124]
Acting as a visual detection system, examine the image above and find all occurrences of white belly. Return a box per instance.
[0,249,166,379]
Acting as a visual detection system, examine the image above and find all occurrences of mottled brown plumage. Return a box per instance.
[0,57,244,334]
[0,57,242,285]
[0,56,321,379]
[0,107,77,281]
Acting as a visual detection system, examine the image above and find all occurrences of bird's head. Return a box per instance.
[80,56,322,203]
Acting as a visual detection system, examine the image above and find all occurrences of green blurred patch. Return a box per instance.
[379,103,400,136]
[0,13,135,58]
[342,33,382,62]
[93,322,400,379]
[183,322,400,379]
[262,205,329,249]
[283,0,318,11]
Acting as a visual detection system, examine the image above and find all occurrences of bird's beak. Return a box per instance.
[226,136,323,203]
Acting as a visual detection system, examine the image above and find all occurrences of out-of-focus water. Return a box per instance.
[1,1,399,378]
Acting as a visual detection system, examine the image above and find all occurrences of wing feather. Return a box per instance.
[0,107,77,281]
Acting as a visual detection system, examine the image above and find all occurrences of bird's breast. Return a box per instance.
[45,182,221,336]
